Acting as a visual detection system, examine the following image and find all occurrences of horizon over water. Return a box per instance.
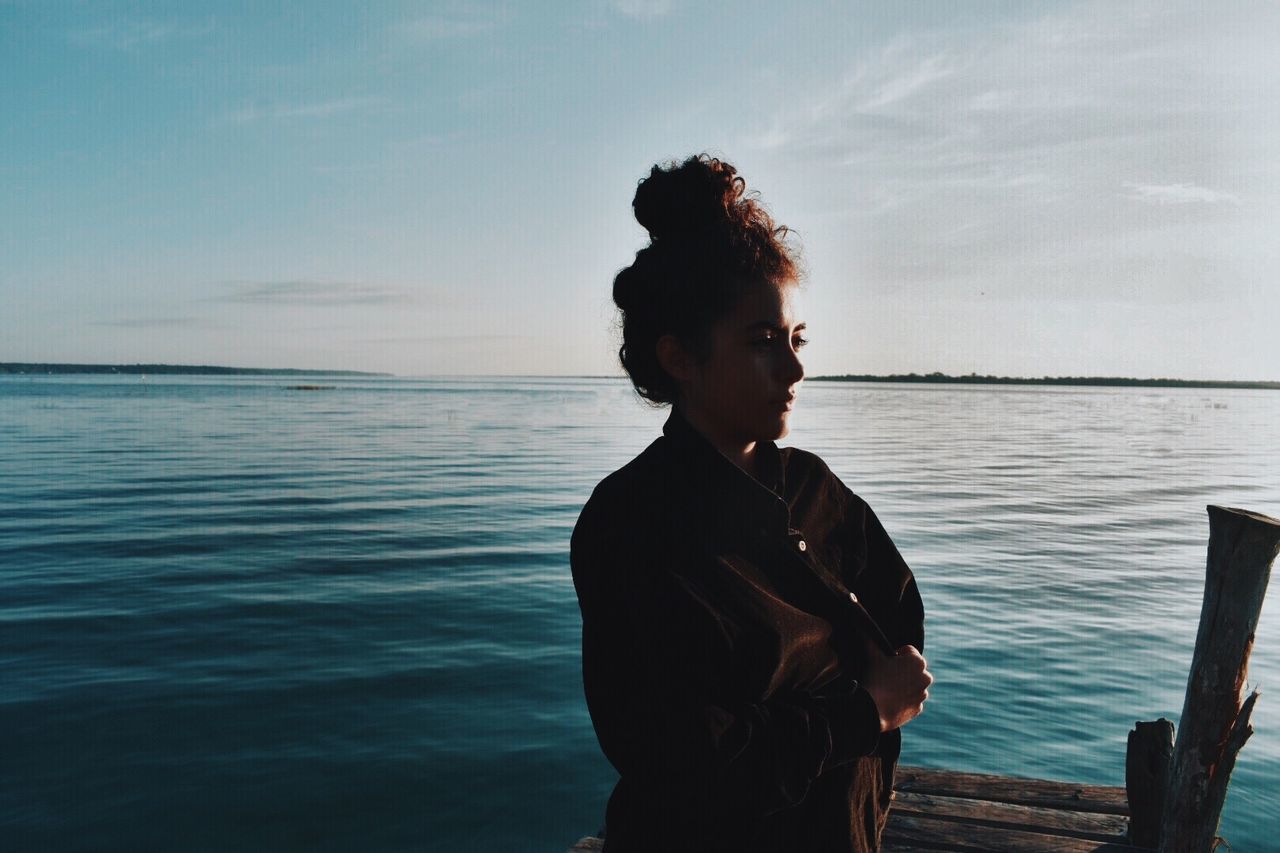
[2,374,1278,851]
[5,361,1279,386]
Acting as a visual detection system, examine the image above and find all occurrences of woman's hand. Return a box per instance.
[862,644,932,733]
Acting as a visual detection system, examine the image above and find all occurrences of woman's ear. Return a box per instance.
[656,333,694,383]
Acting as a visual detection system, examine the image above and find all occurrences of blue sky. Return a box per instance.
[3,1,1277,379]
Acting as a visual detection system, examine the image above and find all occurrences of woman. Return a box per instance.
[570,154,931,852]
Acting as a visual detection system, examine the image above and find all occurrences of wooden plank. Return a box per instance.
[895,766,1130,815]
[884,813,1148,853]
[574,832,1144,853]
[890,791,1130,842]
[570,768,1140,851]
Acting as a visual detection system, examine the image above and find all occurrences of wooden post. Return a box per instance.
[1158,506,1280,853]
[1126,718,1173,847]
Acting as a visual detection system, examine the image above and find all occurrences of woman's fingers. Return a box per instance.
[894,644,933,690]
[863,643,933,731]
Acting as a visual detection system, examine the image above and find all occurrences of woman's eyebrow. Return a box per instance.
[744,320,807,332]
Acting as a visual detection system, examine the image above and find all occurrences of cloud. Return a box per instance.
[739,0,1279,301]
[92,316,206,328]
[611,0,674,19]
[359,334,538,345]
[68,18,215,50]
[399,5,511,40]
[225,97,379,124]
[1124,182,1242,205]
[857,49,956,111]
[747,2,1275,175]
[216,281,414,307]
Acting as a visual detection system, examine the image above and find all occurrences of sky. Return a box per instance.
[3,1,1278,380]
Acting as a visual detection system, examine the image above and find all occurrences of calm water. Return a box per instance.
[2,375,1278,851]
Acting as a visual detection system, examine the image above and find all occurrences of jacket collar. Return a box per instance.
[660,406,791,540]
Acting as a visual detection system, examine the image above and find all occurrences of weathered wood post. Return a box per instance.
[1157,506,1280,853]
[1126,718,1173,847]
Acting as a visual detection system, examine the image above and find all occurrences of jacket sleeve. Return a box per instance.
[570,492,883,819]
[843,493,925,654]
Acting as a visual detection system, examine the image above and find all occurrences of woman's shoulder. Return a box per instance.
[780,444,835,479]
[583,438,670,504]
[570,439,693,605]
[572,439,673,544]
[779,445,871,512]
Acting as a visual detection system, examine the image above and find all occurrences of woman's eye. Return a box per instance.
[752,334,808,349]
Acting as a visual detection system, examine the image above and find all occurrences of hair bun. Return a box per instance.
[632,155,744,243]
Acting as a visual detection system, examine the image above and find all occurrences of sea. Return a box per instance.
[2,374,1278,852]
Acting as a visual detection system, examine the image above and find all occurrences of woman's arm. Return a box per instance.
[841,492,925,654]
[838,493,930,730]
[571,502,882,819]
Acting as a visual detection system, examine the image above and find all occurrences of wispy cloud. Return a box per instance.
[611,0,674,19]
[399,5,511,40]
[68,18,215,50]
[359,334,538,345]
[92,316,207,329]
[747,3,1272,173]
[1124,182,1242,206]
[857,49,955,112]
[740,0,1279,300]
[216,281,414,307]
[225,97,380,124]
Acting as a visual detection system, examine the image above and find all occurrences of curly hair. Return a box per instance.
[612,154,800,405]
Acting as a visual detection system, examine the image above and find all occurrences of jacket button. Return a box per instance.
[848,591,859,604]
[797,539,807,552]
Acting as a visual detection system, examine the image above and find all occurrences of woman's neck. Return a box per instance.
[676,404,758,478]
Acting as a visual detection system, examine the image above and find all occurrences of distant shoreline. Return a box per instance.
[3,364,1275,389]
[809,373,1280,390]
[0,363,388,377]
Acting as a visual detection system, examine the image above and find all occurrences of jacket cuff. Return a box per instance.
[823,685,881,766]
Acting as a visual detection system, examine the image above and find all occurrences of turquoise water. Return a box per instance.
[2,375,1278,851]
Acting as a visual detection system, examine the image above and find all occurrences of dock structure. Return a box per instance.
[568,506,1280,852]
[883,766,1139,851]
[569,764,1141,852]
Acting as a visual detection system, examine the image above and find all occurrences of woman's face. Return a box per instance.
[679,280,807,452]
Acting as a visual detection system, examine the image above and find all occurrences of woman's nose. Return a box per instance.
[784,342,805,385]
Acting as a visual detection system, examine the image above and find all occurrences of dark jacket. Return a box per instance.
[570,406,925,852]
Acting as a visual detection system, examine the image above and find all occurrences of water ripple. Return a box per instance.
[1,376,1277,850]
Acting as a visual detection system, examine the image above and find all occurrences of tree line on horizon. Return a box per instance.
[3,363,1276,389]
[809,372,1280,390]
